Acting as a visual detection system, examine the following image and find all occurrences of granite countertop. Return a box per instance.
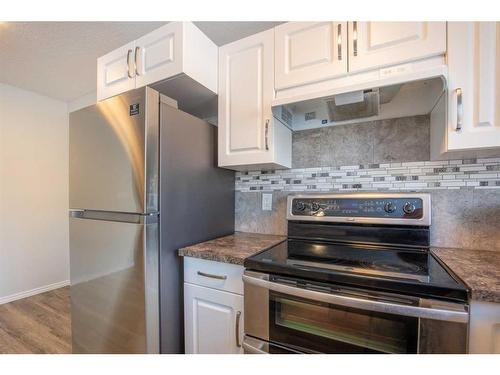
[179,234,500,303]
[432,247,500,303]
[178,232,287,265]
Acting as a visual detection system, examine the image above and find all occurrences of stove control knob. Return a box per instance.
[311,202,321,212]
[294,201,306,211]
[384,202,396,213]
[403,202,416,214]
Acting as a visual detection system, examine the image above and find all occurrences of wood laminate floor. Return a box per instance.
[0,287,71,354]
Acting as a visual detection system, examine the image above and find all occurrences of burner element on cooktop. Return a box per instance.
[287,256,429,283]
[369,259,424,274]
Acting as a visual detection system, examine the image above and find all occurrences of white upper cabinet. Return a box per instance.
[446,22,500,151]
[134,23,183,88]
[97,41,137,101]
[273,22,447,104]
[348,22,446,73]
[97,22,217,102]
[218,29,291,170]
[275,22,348,90]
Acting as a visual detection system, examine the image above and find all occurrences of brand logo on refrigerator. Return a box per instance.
[129,103,140,116]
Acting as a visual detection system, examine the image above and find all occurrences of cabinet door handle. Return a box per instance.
[126,49,133,78]
[337,24,342,61]
[353,21,358,57]
[134,46,141,76]
[265,119,270,151]
[196,271,227,280]
[456,88,463,131]
[235,311,242,348]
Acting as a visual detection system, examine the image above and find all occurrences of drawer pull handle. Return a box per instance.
[197,271,227,280]
[235,311,242,348]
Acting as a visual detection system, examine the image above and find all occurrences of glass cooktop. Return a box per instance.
[285,240,429,282]
[244,240,469,302]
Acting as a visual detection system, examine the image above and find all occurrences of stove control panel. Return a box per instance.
[288,194,431,226]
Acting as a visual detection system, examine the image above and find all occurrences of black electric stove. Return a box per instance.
[244,193,469,303]
[243,194,470,354]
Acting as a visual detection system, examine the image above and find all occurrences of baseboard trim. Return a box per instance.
[0,280,70,305]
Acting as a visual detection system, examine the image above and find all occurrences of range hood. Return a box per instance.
[272,75,447,131]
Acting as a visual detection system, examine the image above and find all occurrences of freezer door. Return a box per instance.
[69,211,159,353]
[69,87,159,213]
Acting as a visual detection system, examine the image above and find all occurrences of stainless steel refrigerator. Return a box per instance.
[69,87,234,354]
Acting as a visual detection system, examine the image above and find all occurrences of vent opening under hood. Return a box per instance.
[326,90,380,122]
[272,77,445,131]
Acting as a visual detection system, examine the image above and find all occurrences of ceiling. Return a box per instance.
[0,21,282,102]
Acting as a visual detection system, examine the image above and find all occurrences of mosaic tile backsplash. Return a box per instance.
[236,157,500,192]
[235,115,500,252]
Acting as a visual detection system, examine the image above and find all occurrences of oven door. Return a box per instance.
[270,290,418,353]
[243,271,469,354]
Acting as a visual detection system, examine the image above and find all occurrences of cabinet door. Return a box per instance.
[184,283,243,354]
[275,22,348,90]
[447,22,500,151]
[218,29,276,167]
[97,41,136,101]
[348,22,446,73]
[469,301,500,353]
[135,22,183,88]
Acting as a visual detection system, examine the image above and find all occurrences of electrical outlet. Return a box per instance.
[262,193,273,211]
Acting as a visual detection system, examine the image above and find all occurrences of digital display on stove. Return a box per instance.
[291,198,424,219]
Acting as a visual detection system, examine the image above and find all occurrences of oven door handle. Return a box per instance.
[242,273,469,323]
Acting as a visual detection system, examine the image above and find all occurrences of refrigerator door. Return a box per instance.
[69,210,159,353]
[69,87,159,213]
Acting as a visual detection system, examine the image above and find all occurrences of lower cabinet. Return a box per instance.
[183,257,244,354]
[184,284,243,354]
[469,300,500,353]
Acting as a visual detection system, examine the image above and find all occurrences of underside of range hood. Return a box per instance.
[273,76,446,131]
[326,90,381,122]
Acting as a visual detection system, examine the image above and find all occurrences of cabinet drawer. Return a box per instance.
[184,257,244,295]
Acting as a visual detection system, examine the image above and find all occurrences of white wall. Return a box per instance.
[67,90,96,113]
[0,83,69,303]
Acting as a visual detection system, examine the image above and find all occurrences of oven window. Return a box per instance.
[270,292,418,354]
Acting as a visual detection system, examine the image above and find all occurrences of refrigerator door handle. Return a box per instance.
[69,209,158,224]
